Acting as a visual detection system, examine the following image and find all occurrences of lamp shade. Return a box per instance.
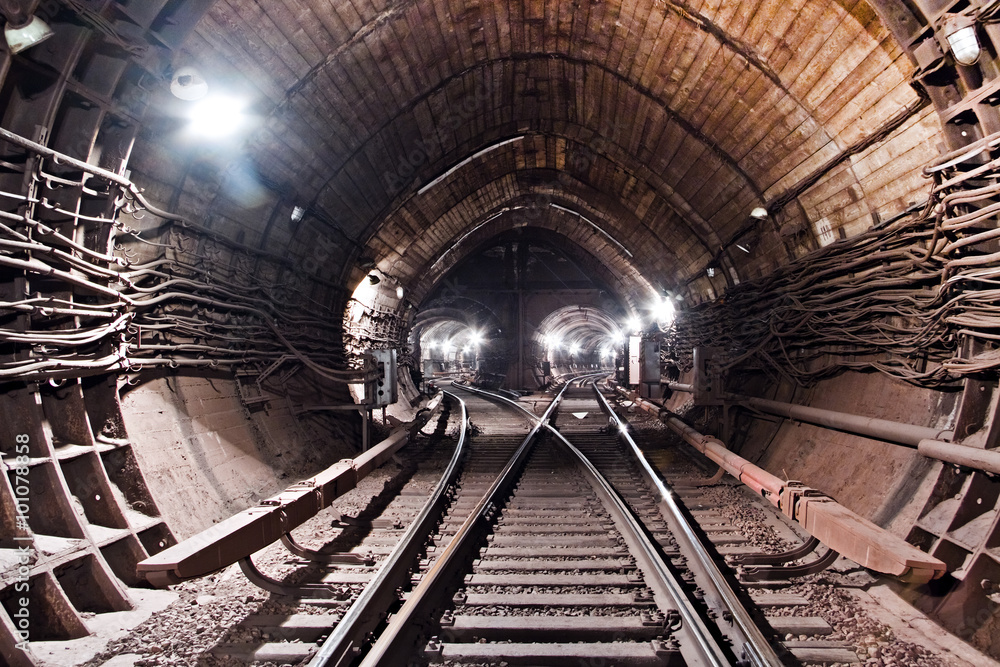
[944,15,981,66]
[170,66,209,101]
[5,14,53,54]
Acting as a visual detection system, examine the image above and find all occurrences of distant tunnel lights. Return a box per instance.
[943,14,980,66]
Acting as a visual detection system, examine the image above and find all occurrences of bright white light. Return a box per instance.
[441,341,453,354]
[468,330,484,347]
[462,345,471,354]
[706,267,715,278]
[611,330,624,344]
[750,206,768,219]
[189,96,246,137]
[396,285,405,299]
[568,343,581,355]
[652,297,676,326]
[736,244,750,253]
[425,340,436,350]
[543,333,561,350]
[627,317,642,334]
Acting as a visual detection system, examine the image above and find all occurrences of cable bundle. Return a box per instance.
[666,131,1000,388]
[0,129,378,385]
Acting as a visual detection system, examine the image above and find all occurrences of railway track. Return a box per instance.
[171,377,895,665]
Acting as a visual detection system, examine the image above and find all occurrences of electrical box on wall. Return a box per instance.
[639,339,660,399]
[693,346,724,406]
[368,349,398,407]
[627,336,642,387]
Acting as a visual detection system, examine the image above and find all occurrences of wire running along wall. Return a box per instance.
[0,128,376,386]
[664,131,1000,388]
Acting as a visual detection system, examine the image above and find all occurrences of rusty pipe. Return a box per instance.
[621,388,946,582]
[660,414,784,505]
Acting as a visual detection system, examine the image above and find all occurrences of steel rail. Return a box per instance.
[308,390,470,666]
[592,383,784,667]
[355,382,567,666]
[546,397,737,666]
[457,376,743,666]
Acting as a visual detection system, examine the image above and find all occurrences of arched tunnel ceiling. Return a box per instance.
[176,0,927,304]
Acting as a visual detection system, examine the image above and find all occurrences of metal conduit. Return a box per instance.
[665,383,1000,475]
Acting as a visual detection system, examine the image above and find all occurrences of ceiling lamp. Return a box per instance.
[943,14,980,66]
[170,66,209,101]
[4,12,53,53]
[368,274,381,285]
[750,206,768,219]
[188,96,246,137]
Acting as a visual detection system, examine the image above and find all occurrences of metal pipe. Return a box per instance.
[665,383,1000,474]
[918,439,1000,475]
[665,382,953,447]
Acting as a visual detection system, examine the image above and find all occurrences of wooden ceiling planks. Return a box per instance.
[157,0,938,300]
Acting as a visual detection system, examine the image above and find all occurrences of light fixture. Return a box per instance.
[368,274,380,285]
[395,285,404,299]
[170,66,209,101]
[750,206,768,219]
[627,316,642,333]
[736,244,751,253]
[652,296,677,326]
[706,267,716,277]
[4,12,53,53]
[290,205,306,224]
[943,14,980,66]
[188,96,246,137]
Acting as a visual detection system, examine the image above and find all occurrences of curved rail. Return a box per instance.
[592,382,783,667]
[355,381,565,665]
[308,390,469,666]
[544,393,736,665]
[405,377,746,666]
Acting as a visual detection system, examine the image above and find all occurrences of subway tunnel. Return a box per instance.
[2,0,1000,663]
